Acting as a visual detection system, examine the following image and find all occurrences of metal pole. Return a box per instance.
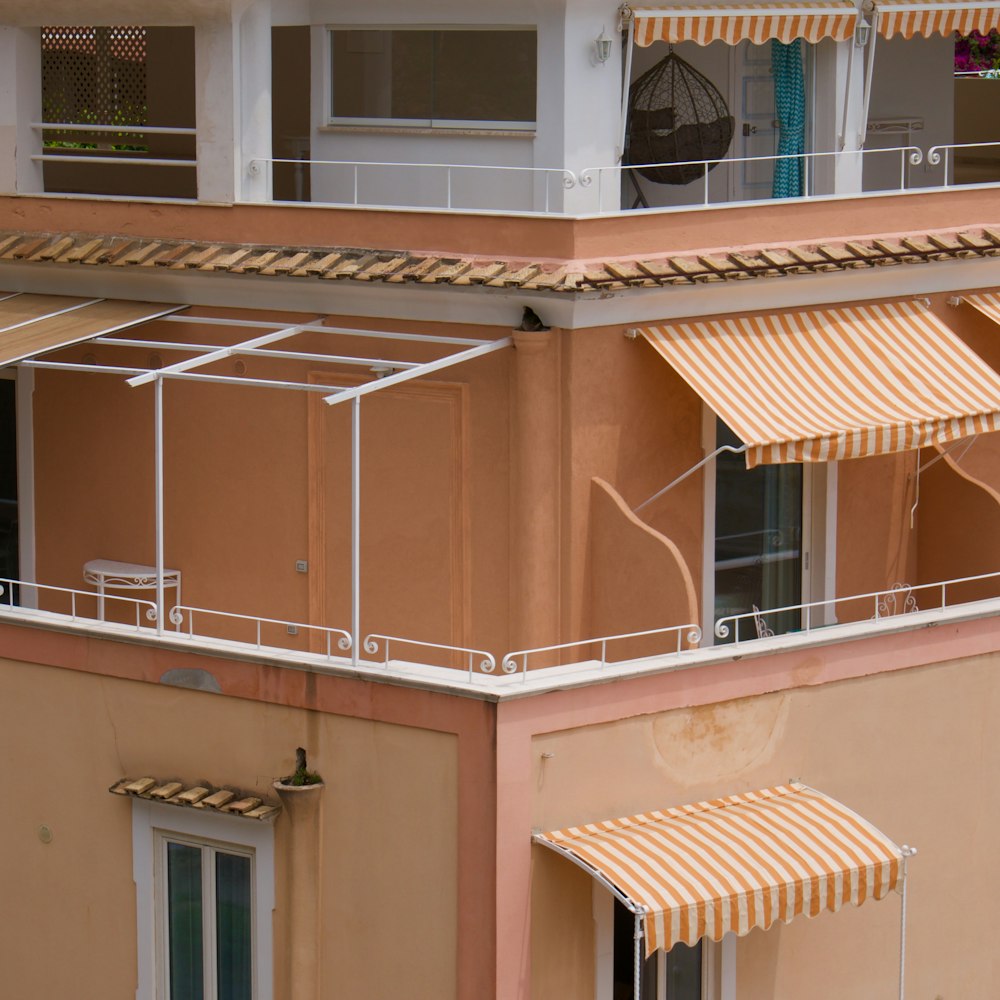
[898,846,915,1000]
[633,911,643,1000]
[352,395,361,667]
[154,375,165,635]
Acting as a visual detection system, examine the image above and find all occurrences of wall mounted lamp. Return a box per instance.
[594,27,613,64]
[854,19,871,46]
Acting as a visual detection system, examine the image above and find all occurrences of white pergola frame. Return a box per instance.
[20,304,513,663]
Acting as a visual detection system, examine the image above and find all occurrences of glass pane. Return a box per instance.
[432,31,536,121]
[216,851,253,1000]
[167,842,204,1000]
[666,940,702,999]
[330,30,433,120]
[330,29,536,123]
[714,420,802,640]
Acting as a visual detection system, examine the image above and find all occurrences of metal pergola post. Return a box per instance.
[352,395,361,667]
[154,373,165,634]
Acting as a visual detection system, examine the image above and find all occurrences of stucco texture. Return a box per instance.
[0,657,459,1000]
[529,651,1000,999]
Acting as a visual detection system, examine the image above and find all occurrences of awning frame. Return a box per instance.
[535,785,916,1000]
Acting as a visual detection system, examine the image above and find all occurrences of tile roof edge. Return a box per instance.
[109,776,282,821]
[0,226,999,294]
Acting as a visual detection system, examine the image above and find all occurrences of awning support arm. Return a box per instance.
[634,910,643,1000]
[635,444,747,514]
[911,436,978,527]
[532,835,642,913]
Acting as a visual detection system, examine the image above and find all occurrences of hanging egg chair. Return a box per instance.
[625,50,735,186]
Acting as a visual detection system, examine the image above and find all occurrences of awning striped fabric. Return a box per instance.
[535,783,904,955]
[639,299,1000,468]
[875,0,1000,38]
[962,291,1000,326]
[632,1,858,46]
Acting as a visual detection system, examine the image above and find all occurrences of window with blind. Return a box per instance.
[328,27,537,129]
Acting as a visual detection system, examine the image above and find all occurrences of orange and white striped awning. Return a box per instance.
[632,1,858,46]
[962,290,1000,326]
[639,299,1000,468]
[875,0,1000,38]
[535,783,905,955]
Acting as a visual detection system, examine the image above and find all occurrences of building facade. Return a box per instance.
[1,1,1000,998]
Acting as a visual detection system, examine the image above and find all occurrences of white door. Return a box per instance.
[729,40,779,201]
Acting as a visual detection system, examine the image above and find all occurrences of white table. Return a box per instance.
[83,559,181,622]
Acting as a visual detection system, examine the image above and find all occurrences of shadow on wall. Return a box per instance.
[917,439,1000,606]
[587,477,699,661]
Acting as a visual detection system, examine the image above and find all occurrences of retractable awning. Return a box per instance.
[0,293,180,367]
[962,291,1000,325]
[638,299,1000,467]
[631,1,858,46]
[874,0,1000,38]
[534,783,908,956]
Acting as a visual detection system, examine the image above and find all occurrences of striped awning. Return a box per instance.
[535,783,905,955]
[632,1,858,46]
[0,293,180,368]
[875,0,1000,37]
[639,299,1000,467]
[962,290,1000,326]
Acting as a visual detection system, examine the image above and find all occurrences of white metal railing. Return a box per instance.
[501,623,702,681]
[928,140,1000,184]
[362,633,496,680]
[249,157,576,213]
[714,570,1000,645]
[0,577,157,629]
[579,145,924,209]
[170,605,352,658]
[32,121,197,168]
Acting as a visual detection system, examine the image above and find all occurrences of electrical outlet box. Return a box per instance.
[286,624,299,636]
[295,560,308,573]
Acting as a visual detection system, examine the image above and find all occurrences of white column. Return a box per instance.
[535,0,623,213]
[238,0,272,202]
[196,3,272,204]
[0,27,43,195]
[813,37,866,195]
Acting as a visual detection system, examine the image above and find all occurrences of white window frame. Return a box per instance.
[131,800,275,1000]
[325,24,537,131]
[593,886,734,1000]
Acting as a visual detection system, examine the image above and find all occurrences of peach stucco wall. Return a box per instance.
[528,650,1000,999]
[0,655,460,1000]
[0,619,498,1000]
[32,309,513,654]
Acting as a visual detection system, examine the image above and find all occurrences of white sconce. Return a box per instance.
[594,27,613,64]
[854,19,871,46]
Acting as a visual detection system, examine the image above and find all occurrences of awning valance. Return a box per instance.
[535,783,905,956]
[632,1,858,46]
[0,293,180,367]
[874,0,1000,38]
[638,299,1000,467]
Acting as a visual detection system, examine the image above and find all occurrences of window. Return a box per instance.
[158,834,253,999]
[132,802,274,1000]
[328,27,536,129]
[705,413,835,643]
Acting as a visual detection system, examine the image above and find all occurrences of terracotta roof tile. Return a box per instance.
[3,223,1000,295]
[110,776,281,821]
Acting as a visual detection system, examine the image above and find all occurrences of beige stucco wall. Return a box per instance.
[0,656,459,1000]
[529,650,1000,999]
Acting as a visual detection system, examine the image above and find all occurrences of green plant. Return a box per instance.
[281,746,322,786]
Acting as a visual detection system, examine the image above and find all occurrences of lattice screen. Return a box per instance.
[41,27,147,127]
